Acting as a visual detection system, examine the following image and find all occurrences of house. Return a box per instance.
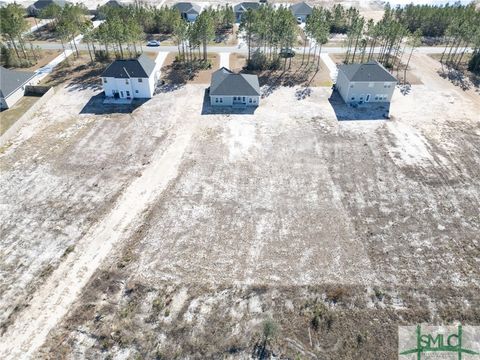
[96,0,127,19]
[335,61,397,104]
[209,67,260,107]
[27,0,70,17]
[234,2,260,22]
[0,66,37,110]
[101,54,158,100]
[289,2,313,23]
[101,0,126,8]
[173,2,201,22]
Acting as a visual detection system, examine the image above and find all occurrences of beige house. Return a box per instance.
[335,61,397,104]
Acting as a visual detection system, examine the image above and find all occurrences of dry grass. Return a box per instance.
[230,52,332,87]
[160,52,220,85]
[41,51,106,91]
[0,96,41,136]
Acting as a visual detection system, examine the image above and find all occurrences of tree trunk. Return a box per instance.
[316,44,322,70]
[86,41,94,63]
[9,36,20,59]
[301,36,307,65]
[404,47,414,85]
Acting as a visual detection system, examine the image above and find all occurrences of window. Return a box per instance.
[220,98,223,103]
[215,98,219,103]
[375,96,378,100]
[249,98,252,103]
[350,84,354,88]
[135,90,139,93]
[384,83,391,88]
[351,97,355,100]
[103,78,108,83]
[138,78,143,83]
[125,79,129,84]
[126,91,130,96]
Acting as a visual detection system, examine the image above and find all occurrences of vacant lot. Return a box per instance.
[0,54,479,359]
[161,52,220,85]
[230,52,332,87]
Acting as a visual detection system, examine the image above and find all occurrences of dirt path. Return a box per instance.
[410,53,479,105]
[219,52,230,69]
[0,122,195,359]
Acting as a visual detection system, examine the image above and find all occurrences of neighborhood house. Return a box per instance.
[209,67,261,107]
[101,54,157,100]
[234,2,261,22]
[173,2,201,22]
[335,60,398,104]
[290,2,313,23]
[28,0,70,17]
[0,66,37,110]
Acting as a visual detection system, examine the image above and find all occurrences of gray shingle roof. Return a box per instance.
[0,66,36,99]
[29,0,69,11]
[102,0,126,8]
[210,67,260,96]
[173,2,201,15]
[234,2,260,13]
[101,54,156,79]
[290,2,313,16]
[338,61,397,82]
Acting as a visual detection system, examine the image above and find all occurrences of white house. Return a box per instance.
[0,66,37,110]
[335,60,397,104]
[101,54,157,99]
[209,67,260,107]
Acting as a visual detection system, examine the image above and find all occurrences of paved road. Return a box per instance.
[31,42,465,55]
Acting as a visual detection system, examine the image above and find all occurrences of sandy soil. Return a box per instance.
[0,48,479,359]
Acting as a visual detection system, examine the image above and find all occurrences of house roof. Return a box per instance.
[234,2,260,13]
[338,61,397,82]
[173,2,201,15]
[29,0,69,10]
[290,2,313,16]
[0,66,36,99]
[101,54,156,79]
[210,67,260,96]
[102,0,126,8]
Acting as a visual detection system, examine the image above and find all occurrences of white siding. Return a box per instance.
[210,95,259,107]
[102,73,154,99]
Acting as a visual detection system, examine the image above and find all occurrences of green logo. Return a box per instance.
[399,325,480,360]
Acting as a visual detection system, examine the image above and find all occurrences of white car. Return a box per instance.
[147,40,160,47]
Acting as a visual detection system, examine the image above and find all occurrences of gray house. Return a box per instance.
[173,2,201,22]
[209,67,260,107]
[234,2,260,22]
[0,66,37,110]
[27,0,69,17]
[290,2,313,23]
[335,61,397,105]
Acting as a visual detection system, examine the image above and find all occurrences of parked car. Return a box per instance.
[147,40,160,47]
[297,17,302,24]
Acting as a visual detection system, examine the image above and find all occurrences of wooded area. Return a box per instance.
[1,2,479,74]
